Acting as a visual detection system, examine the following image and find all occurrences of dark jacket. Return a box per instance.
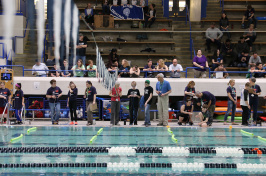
[220,18,229,28]
[236,41,249,54]
[221,43,234,54]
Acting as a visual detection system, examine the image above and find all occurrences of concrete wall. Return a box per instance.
[13,77,266,97]
[190,0,201,22]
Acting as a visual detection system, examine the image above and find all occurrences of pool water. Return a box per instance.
[0,126,266,175]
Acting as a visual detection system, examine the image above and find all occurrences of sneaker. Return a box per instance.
[189,122,193,126]
[163,124,168,126]
[115,124,120,126]
[75,122,78,125]
[87,123,91,126]
[69,122,74,125]
[178,122,182,126]
[145,124,148,127]
[231,122,238,125]
[157,123,163,126]
[134,124,138,125]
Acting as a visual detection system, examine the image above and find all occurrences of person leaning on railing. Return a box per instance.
[32,59,49,77]
[213,64,229,79]
[87,60,97,77]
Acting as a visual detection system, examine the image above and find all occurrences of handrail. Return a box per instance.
[0,65,25,76]
[0,43,6,59]
[186,5,195,60]
[220,0,224,13]
[185,67,211,78]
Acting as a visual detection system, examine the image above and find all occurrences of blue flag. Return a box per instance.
[110,5,144,20]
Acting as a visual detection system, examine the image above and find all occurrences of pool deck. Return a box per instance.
[6,120,266,128]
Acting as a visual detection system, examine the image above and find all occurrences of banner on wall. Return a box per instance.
[110,5,144,20]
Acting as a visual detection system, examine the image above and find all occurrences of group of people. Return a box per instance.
[206,5,259,68]
[192,49,265,78]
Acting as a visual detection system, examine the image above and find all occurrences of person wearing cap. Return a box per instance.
[109,81,122,126]
[156,73,172,126]
[13,83,24,124]
[108,48,119,68]
[76,33,88,66]
[84,81,97,126]
[32,59,49,77]
[144,80,153,127]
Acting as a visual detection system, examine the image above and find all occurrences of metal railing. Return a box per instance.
[220,0,224,13]
[0,65,25,76]
[0,43,6,59]
[185,67,211,78]
[186,5,196,60]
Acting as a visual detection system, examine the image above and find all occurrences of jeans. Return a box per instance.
[15,109,22,122]
[69,100,77,122]
[86,101,94,124]
[206,39,221,50]
[144,16,156,28]
[129,105,138,125]
[145,104,151,125]
[248,17,257,28]
[111,101,120,125]
[224,100,236,122]
[49,102,61,122]
[237,62,247,67]
[241,105,249,125]
[220,28,231,39]
[249,98,258,122]
[76,55,86,66]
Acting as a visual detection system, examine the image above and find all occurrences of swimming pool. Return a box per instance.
[0,126,266,175]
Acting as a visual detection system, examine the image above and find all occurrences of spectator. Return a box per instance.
[243,24,256,52]
[195,91,216,123]
[184,81,196,101]
[241,5,257,29]
[102,0,110,15]
[108,48,119,68]
[85,3,94,28]
[240,82,250,126]
[84,81,97,126]
[119,59,130,78]
[143,59,155,78]
[213,64,229,79]
[236,36,249,58]
[121,0,129,5]
[249,77,261,126]
[61,59,72,77]
[212,49,223,71]
[46,79,62,125]
[108,62,118,74]
[87,60,97,77]
[156,59,168,77]
[144,4,156,28]
[195,104,212,127]
[140,0,148,14]
[67,82,78,125]
[220,12,231,39]
[32,59,49,77]
[221,39,237,66]
[130,65,140,77]
[169,58,183,78]
[144,80,153,127]
[131,0,137,5]
[246,65,256,78]
[109,81,122,126]
[178,98,194,126]
[249,52,261,68]
[193,50,209,78]
[156,73,172,126]
[50,64,61,77]
[223,79,238,125]
[71,59,85,77]
[127,81,140,125]
[206,22,223,52]
[254,63,266,78]
[0,82,11,124]
[76,33,88,66]
[237,51,250,68]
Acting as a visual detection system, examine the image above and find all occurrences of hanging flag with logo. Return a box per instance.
[110,5,144,20]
